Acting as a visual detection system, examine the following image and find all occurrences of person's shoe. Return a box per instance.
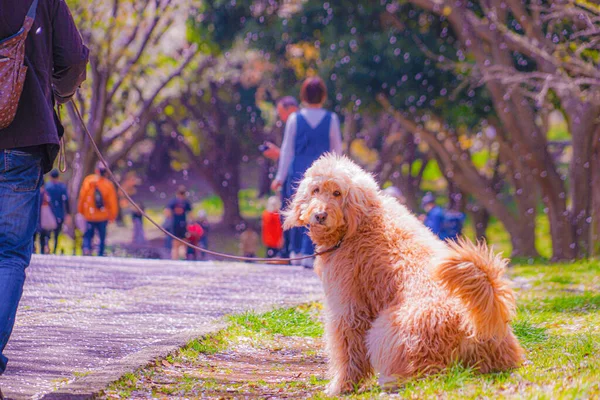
[1,387,5,400]
[290,252,301,266]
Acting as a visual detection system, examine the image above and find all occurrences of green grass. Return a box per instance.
[101,261,600,399]
[228,306,324,338]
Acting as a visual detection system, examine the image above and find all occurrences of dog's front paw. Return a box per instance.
[324,384,341,397]
[325,378,353,396]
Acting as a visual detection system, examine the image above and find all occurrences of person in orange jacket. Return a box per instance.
[262,196,284,258]
[78,162,118,256]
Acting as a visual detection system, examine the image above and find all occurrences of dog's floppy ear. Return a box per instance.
[282,178,310,229]
[343,179,379,237]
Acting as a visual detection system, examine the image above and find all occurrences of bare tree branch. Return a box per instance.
[107,0,174,103]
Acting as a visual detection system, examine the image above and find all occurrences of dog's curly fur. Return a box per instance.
[283,154,524,395]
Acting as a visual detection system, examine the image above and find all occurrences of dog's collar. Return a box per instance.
[315,238,344,256]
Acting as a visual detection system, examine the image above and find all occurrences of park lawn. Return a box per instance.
[100,260,600,399]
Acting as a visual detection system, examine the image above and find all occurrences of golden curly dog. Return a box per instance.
[283,154,524,395]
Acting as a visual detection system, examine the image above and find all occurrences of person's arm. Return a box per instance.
[263,142,280,161]
[274,113,298,185]
[329,113,343,154]
[51,0,89,103]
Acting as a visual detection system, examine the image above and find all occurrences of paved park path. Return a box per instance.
[1,255,322,400]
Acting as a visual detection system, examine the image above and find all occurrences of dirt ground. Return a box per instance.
[103,336,329,399]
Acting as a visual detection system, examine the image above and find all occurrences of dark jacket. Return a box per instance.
[0,0,88,171]
[45,179,69,223]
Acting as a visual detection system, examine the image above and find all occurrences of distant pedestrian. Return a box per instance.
[167,185,192,260]
[240,224,259,260]
[261,96,299,259]
[78,162,119,256]
[186,211,206,261]
[441,209,466,241]
[35,184,56,254]
[131,203,145,245]
[420,192,445,238]
[163,208,174,252]
[262,196,283,258]
[261,96,300,162]
[196,210,210,251]
[45,169,71,253]
[271,76,343,268]
[0,0,89,380]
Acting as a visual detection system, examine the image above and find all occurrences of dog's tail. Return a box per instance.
[433,238,515,340]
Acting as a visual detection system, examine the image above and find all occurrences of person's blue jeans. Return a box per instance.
[83,221,108,256]
[290,226,314,255]
[0,149,43,375]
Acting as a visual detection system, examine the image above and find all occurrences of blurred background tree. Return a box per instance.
[62,0,200,204]
[60,0,599,260]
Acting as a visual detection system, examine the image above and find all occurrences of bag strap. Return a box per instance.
[22,0,39,32]
[27,0,39,20]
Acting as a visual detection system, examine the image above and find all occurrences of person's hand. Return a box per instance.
[271,179,283,192]
[418,214,426,222]
[64,214,73,228]
[263,142,280,161]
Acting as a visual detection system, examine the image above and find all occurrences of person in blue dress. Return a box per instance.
[271,76,343,268]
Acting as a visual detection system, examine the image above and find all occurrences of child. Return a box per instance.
[197,210,210,251]
[240,224,259,261]
[262,196,283,258]
[186,211,206,260]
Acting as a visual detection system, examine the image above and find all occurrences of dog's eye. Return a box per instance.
[333,190,341,197]
[312,188,320,195]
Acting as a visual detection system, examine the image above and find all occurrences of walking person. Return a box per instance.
[261,96,299,259]
[78,163,119,256]
[271,77,343,268]
[0,0,89,387]
[35,183,56,254]
[45,169,71,253]
[131,203,146,245]
[261,96,299,163]
[420,192,445,238]
[167,185,192,260]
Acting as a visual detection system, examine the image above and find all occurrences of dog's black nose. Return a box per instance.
[314,211,328,224]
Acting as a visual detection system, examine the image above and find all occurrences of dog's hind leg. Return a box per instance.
[324,317,374,396]
[367,303,463,385]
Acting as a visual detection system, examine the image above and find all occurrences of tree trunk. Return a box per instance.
[257,158,272,198]
[449,8,573,260]
[590,127,600,257]
[208,150,243,229]
[469,204,489,242]
[566,105,599,258]
[214,177,242,229]
[381,100,539,258]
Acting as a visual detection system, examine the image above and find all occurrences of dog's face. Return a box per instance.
[283,154,380,246]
